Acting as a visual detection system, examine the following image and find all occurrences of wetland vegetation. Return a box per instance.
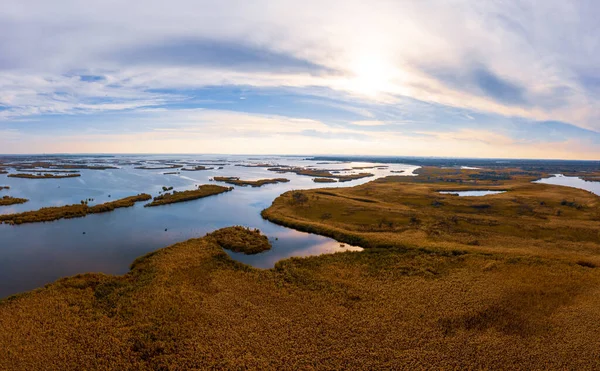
[0,195,28,206]
[267,167,374,182]
[3,160,600,369]
[2,218,600,368]
[8,173,81,179]
[0,194,151,225]
[312,177,337,183]
[213,176,290,187]
[206,226,271,254]
[144,185,233,207]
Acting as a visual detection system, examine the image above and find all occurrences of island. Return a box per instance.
[0,196,28,206]
[144,184,233,207]
[206,226,271,254]
[213,176,290,187]
[181,166,214,171]
[267,167,374,182]
[8,173,81,179]
[0,194,151,224]
[312,178,337,183]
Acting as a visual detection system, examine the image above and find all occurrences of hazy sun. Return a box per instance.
[347,56,396,96]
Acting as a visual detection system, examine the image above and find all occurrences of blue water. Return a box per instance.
[0,155,417,298]
[535,174,600,196]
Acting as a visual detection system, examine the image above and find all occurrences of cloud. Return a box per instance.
[2,0,600,157]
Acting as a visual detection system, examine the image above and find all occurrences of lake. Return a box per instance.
[0,155,416,298]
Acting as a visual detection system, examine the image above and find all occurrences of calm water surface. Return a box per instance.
[438,190,506,197]
[0,155,416,298]
[536,174,600,195]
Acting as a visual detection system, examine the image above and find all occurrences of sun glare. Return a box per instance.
[347,56,396,96]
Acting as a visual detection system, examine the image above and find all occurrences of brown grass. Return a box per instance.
[2,227,600,369]
[213,176,290,187]
[0,194,151,225]
[144,185,232,207]
[8,173,81,179]
[205,226,271,254]
[313,177,337,183]
[0,195,28,206]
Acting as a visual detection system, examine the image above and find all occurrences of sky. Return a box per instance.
[1,0,600,159]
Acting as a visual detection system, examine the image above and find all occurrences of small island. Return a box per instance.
[267,167,374,182]
[135,164,183,170]
[0,194,151,225]
[0,195,28,206]
[213,176,290,187]
[312,177,337,183]
[145,185,233,207]
[0,186,9,190]
[8,173,81,179]
[181,166,214,171]
[205,226,271,254]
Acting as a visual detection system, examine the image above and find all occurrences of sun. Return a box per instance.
[347,56,395,96]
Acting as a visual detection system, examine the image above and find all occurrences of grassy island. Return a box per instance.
[0,186,9,190]
[206,226,271,254]
[313,177,337,183]
[213,176,290,187]
[135,165,183,170]
[268,167,374,182]
[8,173,81,179]
[0,195,28,206]
[0,194,151,225]
[181,166,213,171]
[145,185,232,207]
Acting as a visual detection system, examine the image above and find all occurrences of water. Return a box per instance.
[438,190,506,197]
[0,155,416,298]
[535,174,600,196]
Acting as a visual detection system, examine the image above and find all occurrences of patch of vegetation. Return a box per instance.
[135,165,183,170]
[0,195,28,206]
[1,226,600,369]
[145,185,233,207]
[0,194,151,225]
[0,186,9,190]
[8,173,81,179]
[213,176,290,187]
[268,167,374,182]
[162,186,173,192]
[313,178,337,183]
[206,226,271,254]
[181,166,213,171]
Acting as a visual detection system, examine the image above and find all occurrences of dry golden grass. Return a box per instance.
[206,226,271,254]
[262,167,600,262]
[313,177,337,183]
[0,195,28,206]
[213,176,290,187]
[2,226,600,369]
[8,173,81,179]
[144,185,232,207]
[3,167,600,369]
[0,194,151,224]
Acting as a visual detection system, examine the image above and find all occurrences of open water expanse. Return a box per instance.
[0,155,416,298]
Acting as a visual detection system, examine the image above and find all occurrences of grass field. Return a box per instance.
[1,167,600,369]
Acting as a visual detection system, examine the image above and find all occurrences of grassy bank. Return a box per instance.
[145,185,232,207]
[2,226,600,369]
[0,194,151,224]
